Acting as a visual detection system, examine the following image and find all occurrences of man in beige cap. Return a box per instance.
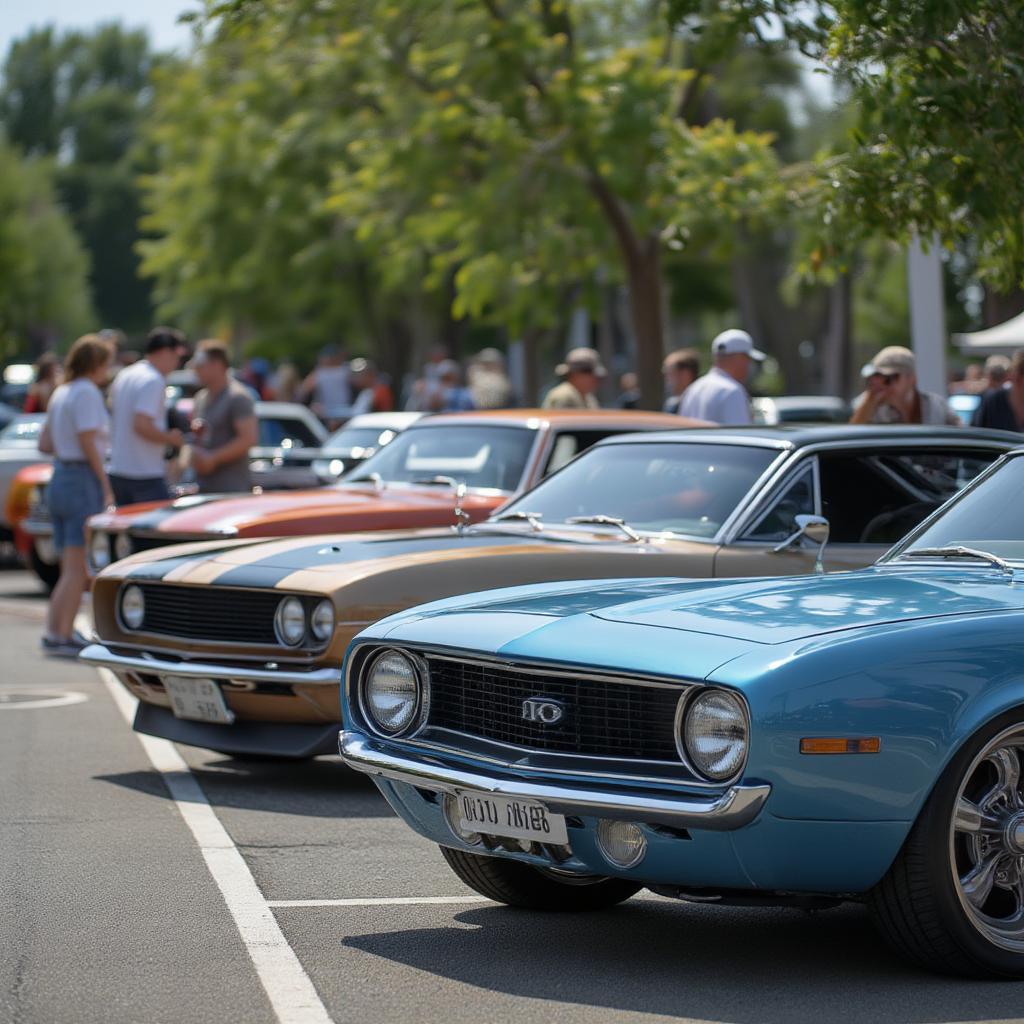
[850,346,959,425]
[542,347,605,409]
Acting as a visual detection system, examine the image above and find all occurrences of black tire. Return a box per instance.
[869,709,1024,978]
[440,845,641,911]
[29,543,59,592]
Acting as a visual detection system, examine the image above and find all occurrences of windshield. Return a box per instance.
[891,455,1024,562]
[0,416,43,444]
[495,442,778,537]
[323,425,397,455]
[258,417,321,448]
[346,424,534,491]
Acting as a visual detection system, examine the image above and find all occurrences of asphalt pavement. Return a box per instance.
[1,566,1021,1024]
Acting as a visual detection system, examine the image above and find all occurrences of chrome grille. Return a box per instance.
[425,657,683,761]
[138,584,281,644]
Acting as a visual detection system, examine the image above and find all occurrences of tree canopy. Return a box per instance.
[0,140,94,354]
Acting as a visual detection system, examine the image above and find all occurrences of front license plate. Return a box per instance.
[163,676,235,724]
[456,790,568,845]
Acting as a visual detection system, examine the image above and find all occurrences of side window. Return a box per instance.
[741,464,815,542]
[543,430,622,477]
[819,449,1000,545]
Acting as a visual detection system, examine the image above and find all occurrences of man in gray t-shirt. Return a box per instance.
[189,341,258,493]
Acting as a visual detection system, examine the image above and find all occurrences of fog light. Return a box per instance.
[596,820,647,869]
[442,793,481,846]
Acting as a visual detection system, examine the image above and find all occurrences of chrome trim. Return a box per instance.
[80,643,340,686]
[339,730,770,832]
[344,643,712,785]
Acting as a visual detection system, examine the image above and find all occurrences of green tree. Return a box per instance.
[0,140,94,354]
[809,0,1024,290]
[0,25,162,333]
[206,0,792,406]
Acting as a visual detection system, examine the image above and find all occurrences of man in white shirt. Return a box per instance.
[678,329,765,425]
[108,327,188,505]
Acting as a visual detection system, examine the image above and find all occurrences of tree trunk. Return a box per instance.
[624,237,665,410]
[821,272,853,398]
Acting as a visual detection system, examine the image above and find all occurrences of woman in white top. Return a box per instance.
[38,335,114,657]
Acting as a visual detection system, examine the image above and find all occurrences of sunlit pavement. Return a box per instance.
[1,567,1019,1024]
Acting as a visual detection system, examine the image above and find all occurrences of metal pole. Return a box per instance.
[907,234,947,395]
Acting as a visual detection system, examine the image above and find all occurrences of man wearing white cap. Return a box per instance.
[678,329,765,425]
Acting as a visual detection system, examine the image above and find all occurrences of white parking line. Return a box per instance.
[268,896,491,908]
[100,670,333,1024]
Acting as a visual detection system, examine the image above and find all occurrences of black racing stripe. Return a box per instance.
[120,550,219,581]
[210,531,534,590]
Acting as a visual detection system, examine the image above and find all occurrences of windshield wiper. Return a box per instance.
[896,545,1014,577]
[491,510,544,532]
[412,475,460,490]
[566,514,641,542]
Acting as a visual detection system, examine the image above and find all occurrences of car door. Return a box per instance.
[712,458,822,577]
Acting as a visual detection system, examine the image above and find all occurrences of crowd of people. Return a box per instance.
[17,319,1024,658]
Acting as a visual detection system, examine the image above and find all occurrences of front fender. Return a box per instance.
[720,612,1024,823]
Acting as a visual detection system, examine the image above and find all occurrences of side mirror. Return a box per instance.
[773,514,830,573]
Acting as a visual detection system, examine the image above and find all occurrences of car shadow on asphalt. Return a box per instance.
[95,757,392,820]
[343,901,1018,1023]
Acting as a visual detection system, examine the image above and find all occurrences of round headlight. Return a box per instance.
[90,531,111,571]
[362,649,424,736]
[274,596,306,646]
[310,599,334,643]
[114,532,132,562]
[681,689,748,781]
[120,585,145,630]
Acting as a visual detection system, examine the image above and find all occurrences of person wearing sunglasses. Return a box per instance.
[850,346,960,426]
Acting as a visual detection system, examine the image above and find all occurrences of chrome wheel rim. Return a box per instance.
[950,724,1024,952]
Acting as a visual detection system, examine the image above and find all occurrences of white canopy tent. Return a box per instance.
[954,310,1024,354]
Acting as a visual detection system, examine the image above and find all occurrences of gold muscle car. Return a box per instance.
[83,425,1017,758]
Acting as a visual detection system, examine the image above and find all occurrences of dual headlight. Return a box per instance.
[679,688,749,781]
[359,649,427,738]
[273,596,335,647]
[90,531,132,571]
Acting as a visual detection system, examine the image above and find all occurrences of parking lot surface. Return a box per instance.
[2,567,1023,1024]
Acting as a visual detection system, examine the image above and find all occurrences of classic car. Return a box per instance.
[0,415,48,544]
[339,445,1024,977]
[84,409,685,571]
[311,411,425,482]
[750,395,850,424]
[81,425,1015,759]
[15,401,330,588]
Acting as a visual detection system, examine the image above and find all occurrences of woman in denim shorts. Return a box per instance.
[38,335,115,657]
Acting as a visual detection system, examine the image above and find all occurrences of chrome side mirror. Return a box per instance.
[453,481,470,534]
[773,514,830,573]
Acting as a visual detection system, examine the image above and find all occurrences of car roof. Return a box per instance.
[409,408,689,429]
[595,423,1024,449]
[343,411,425,429]
[753,395,849,409]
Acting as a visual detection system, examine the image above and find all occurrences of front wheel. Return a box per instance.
[871,711,1024,977]
[441,846,641,911]
[29,541,59,592]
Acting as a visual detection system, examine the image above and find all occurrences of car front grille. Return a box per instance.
[425,656,684,762]
[137,584,282,644]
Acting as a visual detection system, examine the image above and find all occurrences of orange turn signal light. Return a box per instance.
[800,737,881,755]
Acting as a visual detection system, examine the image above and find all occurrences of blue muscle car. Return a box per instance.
[340,448,1024,977]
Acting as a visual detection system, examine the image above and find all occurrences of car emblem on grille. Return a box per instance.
[521,697,565,725]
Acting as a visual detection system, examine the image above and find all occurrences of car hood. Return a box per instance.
[92,483,499,535]
[584,566,1024,644]
[369,566,1024,680]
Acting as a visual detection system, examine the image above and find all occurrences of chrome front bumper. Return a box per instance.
[80,643,339,687]
[339,730,770,832]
